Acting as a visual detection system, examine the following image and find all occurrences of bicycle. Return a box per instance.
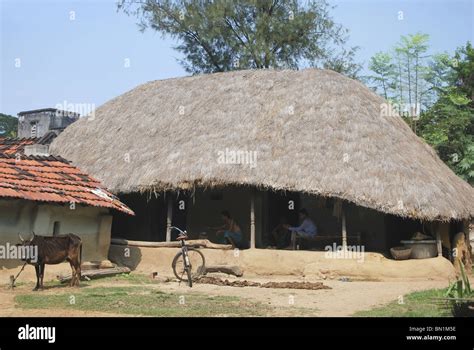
[170,226,206,287]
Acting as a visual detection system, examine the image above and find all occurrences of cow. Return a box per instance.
[18,232,82,291]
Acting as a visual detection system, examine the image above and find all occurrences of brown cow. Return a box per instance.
[18,232,82,291]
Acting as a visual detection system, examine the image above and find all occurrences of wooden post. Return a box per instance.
[250,192,256,249]
[341,203,347,250]
[165,196,173,242]
[463,219,472,272]
[436,226,442,257]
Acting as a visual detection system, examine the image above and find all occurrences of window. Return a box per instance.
[30,122,37,137]
[53,221,61,236]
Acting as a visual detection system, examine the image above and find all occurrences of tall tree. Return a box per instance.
[368,38,474,183]
[394,33,430,116]
[418,42,474,184]
[367,51,397,99]
[452,41,474,102]
[367,33,432,132]
[118,0,360,77]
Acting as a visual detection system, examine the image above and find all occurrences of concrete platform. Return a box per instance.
[108,245,456,282]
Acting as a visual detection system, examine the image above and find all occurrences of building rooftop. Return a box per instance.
[0,133,57,155]
[18,108,80,117]
[0,152,134,215]
[0,137,37,155]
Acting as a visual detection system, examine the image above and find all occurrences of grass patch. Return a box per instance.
[353,288,452,317]
[15,285,271,317]
[88,273,161,285]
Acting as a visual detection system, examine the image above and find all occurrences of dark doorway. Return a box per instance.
[264,190,300,246]
[111,192,167,241]
[112,192,191,242]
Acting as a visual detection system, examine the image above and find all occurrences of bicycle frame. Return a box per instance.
[170,226,206,287]
[171,226,190,266]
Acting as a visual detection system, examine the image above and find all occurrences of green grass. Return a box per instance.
[88,272,163,285]
[353,288,452,317]
[14,285,271,317]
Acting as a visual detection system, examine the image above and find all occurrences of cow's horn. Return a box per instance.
[18,233,24,242]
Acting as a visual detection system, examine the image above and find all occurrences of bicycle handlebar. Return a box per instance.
[170,226,186,234]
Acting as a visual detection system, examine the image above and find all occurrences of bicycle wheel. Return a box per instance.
[172,248,206,285]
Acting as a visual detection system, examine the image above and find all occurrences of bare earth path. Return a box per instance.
[141,276,448,317]
[0,274,448,317]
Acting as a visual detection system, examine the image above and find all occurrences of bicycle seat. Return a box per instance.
[177,234,188,241]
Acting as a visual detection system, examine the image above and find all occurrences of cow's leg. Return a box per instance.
[74,260,81,287]
[39,263,45,289]
[69,260,78,287]
[33,265,40,291]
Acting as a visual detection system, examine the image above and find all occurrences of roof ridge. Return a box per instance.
[1,137,40,141]
[0,153,70,163]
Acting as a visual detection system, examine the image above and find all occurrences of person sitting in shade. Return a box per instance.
[210,210,243,247]
[270,216,289,249]
[284,208,317,250]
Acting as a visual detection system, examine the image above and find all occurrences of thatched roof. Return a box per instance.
[50,69,474,221]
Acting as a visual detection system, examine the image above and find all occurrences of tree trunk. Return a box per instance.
[111,238,233,250]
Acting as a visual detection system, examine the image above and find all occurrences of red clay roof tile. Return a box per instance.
[0,152,134,215]
[0,138,37,155]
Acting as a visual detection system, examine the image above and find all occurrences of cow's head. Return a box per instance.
[18,232,36,245]
[17,232,38,263]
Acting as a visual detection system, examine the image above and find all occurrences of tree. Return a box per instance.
[367,51,397,99]
[0,113,18,138]
[425,52,454,94]
[367,33,431,115]
[118,0,361,77]
[394,33,430,116]
[418,43,474,184]
[368,38,474,184]
[367,33,433,132]
[452,41,474,103]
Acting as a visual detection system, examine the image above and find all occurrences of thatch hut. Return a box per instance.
[50,69,474,256]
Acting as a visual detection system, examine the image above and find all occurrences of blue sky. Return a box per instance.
[1,0,473,116]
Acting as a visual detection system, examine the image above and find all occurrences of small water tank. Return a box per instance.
[400,240,437,259]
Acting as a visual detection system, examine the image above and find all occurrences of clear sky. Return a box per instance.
[1,0,473,116]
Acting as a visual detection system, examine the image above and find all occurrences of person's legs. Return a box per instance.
[289,231,314,249]
[296,231,314,239]
[224,231,242,245]
[216,232,228,244]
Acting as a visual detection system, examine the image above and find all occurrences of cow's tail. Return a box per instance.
[77,242,83,284]
[79,242,83,266]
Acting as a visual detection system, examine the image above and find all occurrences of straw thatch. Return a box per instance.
[50,69,474,221]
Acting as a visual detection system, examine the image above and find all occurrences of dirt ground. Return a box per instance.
[0,248,459,317]
[0,272,449,317]
[148,274,449,316]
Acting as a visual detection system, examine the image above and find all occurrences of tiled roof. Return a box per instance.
[0,153,134,215]
[0,137,37,155]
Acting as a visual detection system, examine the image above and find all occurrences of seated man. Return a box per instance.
[284,208,317,249]
[210,210,243,247]
[270,216,289,249]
